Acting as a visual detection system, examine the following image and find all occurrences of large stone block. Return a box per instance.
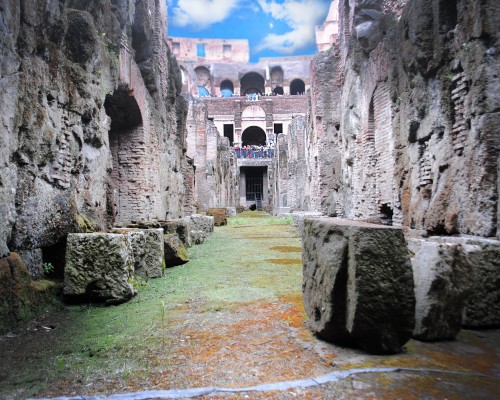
[143,228,165,278]
[64,233,135,304]
[292,211,323,232]
[187,214,214,235]
[164,233,189,267]
[114,228,164,279]
[408,238,473,341]
[207,208,227,226]
[159,219,192,248]
[302,218,415,354]
[458,238,500,328]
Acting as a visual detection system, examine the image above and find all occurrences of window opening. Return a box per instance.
[197,43,206,57]
[224,124,234,145]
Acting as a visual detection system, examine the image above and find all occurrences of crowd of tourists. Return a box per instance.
[234,143,275,159]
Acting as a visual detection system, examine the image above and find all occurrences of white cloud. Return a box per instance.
[170,0,240,29]
[256,0,330,54]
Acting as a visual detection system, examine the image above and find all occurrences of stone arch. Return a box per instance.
[290,79,305,95]
[242,126,267,146]
[220,79,234,97]
[242,105,266,119]
[273,86,284,95]
[104,87,146,225]
[240,72,265,95]
[195,66,211,96]
[270,66,284,89]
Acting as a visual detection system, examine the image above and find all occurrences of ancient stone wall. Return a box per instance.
[308,0,499,238]
[186,98,239,211]
[0,0,192,277]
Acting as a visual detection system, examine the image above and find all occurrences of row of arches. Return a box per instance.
[193,66,306,97]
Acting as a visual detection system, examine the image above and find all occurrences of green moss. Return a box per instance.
[75,214,98,233]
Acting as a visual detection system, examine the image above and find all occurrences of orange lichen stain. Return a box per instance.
[265,258,302,265]
[277,293,306,328]
[269,246,302,253]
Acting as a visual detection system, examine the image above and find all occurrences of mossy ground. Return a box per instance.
[0,212,499,399]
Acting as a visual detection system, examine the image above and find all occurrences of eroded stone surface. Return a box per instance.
[408,238,472,340]
[302,217,415,354]
[164,233,189,267]
[207,208,228,226]
[64,233,135,304]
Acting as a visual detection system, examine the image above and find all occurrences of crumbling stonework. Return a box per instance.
[0,0,192,278]
[302,0,500,338]
[186,97,239,211]
[64,233,135,304]
[302,218,415,354]
[306,0,499,237]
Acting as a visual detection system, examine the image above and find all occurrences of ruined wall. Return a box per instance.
[186,98,239,211]
[0,0,192,277]
[275,116,308,211]
[308,0,499,238]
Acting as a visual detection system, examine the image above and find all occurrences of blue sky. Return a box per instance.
[166,0,332,63]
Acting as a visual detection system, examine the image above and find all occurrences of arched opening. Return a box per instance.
[104,87,144,225]
[220,79,234,97]
[270,66,284,89]
[240,72,265,95]
[241,126,266,146]
[290,79,305,95]
[195,66,211,95]
[273,86,284,95]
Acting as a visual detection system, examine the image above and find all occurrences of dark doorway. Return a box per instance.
[220,79,234,97]
[240,72,265,95]
[273,86,284,95]
[242,126,266,146]
[290,79,305,95]
[224,124,234,145]
[243,167,266,203]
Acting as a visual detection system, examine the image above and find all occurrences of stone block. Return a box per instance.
[164,233,189,267]
[64,233,135,304]
[143,229,165,278]
[302,218,415,354]
[207,208,227,226]
[114,228,164,279]
[159,219,192,248]
[226,207,237,217]
[408,238,472,341]
[458,238,500,328]
[188,214,214,235]
[292,211,323,232]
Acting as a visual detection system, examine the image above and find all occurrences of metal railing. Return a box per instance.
[233,147,275,159]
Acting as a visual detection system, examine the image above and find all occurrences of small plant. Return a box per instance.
[128,275,146,291]
[462,42,470,52]
[395,96,402,105]
[43,262,54,275]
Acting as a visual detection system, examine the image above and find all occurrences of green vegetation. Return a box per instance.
[43,262,54,275]
[0,213,302,398]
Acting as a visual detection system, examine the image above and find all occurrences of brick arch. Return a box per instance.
[353,81,396,224]
[220,79,234,97]
[290,78,305,95]
[242,126,267,146]
[104,87,147,226]
[242,105,266,119]
[195,66,212,95]
[240,71,265,95]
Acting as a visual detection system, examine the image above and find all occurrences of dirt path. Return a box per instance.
[1,212,499,399]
